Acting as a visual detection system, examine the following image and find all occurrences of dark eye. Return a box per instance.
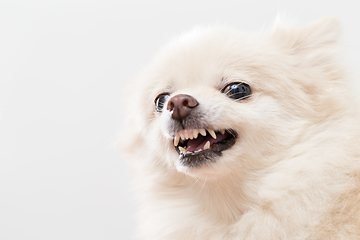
[222,82,251,100]
[155,93,170,112]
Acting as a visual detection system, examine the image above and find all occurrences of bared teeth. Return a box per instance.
[193,130,199,139]
[207,129,217,139]
[174,128,225,148]
[199,129,206,136]
[178,146,186,154]
[179,132,186,141]
[204,141,210,150]
[174,134,180,146]
[184,131,189,139]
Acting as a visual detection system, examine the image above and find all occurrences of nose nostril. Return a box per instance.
[187,99,197,108]
[182,100,189,107]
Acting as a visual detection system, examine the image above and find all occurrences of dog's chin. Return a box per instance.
[178,150,222,168]
[175,153,233,179]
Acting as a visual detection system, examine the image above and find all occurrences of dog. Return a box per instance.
[120,18,360,239]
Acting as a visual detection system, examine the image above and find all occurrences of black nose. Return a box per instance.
[167,94,199,120]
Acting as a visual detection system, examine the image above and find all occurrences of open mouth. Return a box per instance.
[174,128,237,167]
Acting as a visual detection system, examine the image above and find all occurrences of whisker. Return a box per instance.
[199,177,207,193]
[192,177,201,187]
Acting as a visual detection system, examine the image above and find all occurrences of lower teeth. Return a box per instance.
[178,147,209,155]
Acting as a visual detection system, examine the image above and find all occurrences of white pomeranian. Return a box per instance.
[121,18,360,239]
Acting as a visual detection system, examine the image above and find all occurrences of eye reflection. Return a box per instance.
[222,82,251,100]
[155,93,169,112]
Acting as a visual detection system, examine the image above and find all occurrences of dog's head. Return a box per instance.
[122,18,346,179]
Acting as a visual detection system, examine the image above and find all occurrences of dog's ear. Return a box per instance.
[271,17,341,55]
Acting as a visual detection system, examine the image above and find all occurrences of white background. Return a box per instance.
[1,0,359,239]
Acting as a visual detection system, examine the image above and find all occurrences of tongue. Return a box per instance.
[186,132,228,152]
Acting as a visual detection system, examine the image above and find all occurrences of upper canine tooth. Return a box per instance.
[174,134,180,146]
[207,129,217,139]
[200,129,206,136]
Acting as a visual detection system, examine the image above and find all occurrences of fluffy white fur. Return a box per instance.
[121,18,360,239]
